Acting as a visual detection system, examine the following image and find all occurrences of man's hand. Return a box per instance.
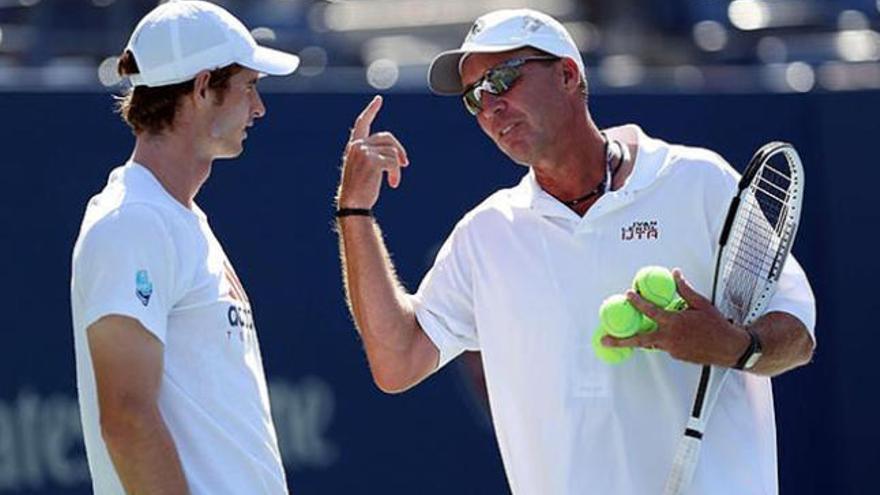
[602,269,749,367]
[337,95,409,209]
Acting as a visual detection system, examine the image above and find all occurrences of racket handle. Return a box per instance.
[663,425,703,495]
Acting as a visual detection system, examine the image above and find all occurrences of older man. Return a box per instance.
[335,9,815,495]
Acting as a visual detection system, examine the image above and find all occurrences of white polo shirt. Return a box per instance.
[412,125,816,495]
[71,162,287,494]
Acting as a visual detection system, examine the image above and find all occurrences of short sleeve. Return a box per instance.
[765,254,817,340]
[411,223,480,370]
[72,204,178,343]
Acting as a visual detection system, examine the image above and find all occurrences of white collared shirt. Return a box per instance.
[412,125,816,495]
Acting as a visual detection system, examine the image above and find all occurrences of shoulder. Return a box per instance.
[426,184,524,259]
[81,165,186,234]
[658,141,739,194]
[77,202,174,257]
[455,186,522,231]
[664,143,735,173]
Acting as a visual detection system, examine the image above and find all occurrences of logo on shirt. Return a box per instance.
[222,261,248,303]
[222,261,256,343]
[135,269,153,306]
[621,220,659,241]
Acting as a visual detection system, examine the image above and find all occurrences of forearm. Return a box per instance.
[615,272,815,375]
[336,216,429,388]
[102,407,188,494]
[746,311,814,377]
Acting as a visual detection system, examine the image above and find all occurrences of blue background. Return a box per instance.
[0,90,875,493]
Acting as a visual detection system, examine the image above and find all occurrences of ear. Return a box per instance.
[559,58,581,92]
[192,70,213,107]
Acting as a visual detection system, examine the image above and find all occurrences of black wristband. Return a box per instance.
[335,208,373,218]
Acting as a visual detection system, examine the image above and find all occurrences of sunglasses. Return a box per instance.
[461,55,560,116]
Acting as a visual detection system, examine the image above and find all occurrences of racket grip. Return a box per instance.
[662,429,703,495]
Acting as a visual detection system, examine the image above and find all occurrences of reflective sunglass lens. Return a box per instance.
[463,92,480,115]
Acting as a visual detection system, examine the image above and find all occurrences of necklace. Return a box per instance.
[562,135,624,208]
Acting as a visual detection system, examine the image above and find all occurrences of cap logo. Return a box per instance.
[467,19,485,40]
[522,15,545,34]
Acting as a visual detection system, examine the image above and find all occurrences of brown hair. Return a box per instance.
[115,50,243,135]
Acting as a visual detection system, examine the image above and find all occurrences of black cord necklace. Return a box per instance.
[562,136,623,208]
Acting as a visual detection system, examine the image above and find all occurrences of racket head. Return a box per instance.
[714,142,804,326]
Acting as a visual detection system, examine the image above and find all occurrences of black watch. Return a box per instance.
[734,327,763,370]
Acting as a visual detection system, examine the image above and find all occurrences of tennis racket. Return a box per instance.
[662,141,805,495]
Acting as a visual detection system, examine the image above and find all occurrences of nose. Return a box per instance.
[479,92,505,120]
[252,89,266,119]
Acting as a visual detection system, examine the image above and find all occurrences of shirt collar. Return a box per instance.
[125,161,207,220]
[507,124,668,219]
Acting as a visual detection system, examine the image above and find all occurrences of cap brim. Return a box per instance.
[247,45,300,76]
[427,44,527,95]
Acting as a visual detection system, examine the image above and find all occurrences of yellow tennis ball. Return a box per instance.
[592,326,633,365]
[599,294,642,338]
[638,294,687,335]
[638,314,658,334]
[666,295,688,312]
[633,266,677,307]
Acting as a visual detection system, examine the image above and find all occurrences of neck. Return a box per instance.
[131,131,212,208]
[532,119,607,206]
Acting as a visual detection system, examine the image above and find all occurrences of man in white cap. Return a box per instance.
[335,8,816,495]
[70,2,299,493]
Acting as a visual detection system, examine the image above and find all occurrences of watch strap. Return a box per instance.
[734,327,762,370]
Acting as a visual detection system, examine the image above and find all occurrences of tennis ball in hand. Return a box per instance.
[592,326,633,365]
[666,295,688,312]
[639,294,687,333]
[599,294,642,338]
[639,314,658,334]
[633,266,678,307]
[638,293,687,335]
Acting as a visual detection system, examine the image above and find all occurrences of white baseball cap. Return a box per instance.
[124,0,300,87]
[428,9,585,95]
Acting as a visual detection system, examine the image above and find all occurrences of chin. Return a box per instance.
[214,145,244,160]
[499,142,534,167]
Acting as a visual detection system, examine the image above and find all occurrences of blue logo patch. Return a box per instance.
[135,270,153,306]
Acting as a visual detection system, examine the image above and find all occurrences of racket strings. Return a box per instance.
[752,162,795,228]
[720,161,797,324]
[721,203,777,322]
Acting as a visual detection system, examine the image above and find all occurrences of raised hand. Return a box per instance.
[603,269,749,367]
[337,95,410,209]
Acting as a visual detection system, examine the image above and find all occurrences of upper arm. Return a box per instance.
[88,315,165,428]
[73,204,178,344]
[766,255,816,339]
[411,221,481,370]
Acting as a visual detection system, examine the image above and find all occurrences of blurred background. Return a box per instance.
[0,0,876,494]
[1,0,879,92]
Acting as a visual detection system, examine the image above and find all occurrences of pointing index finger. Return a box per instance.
[350,95,383,141]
